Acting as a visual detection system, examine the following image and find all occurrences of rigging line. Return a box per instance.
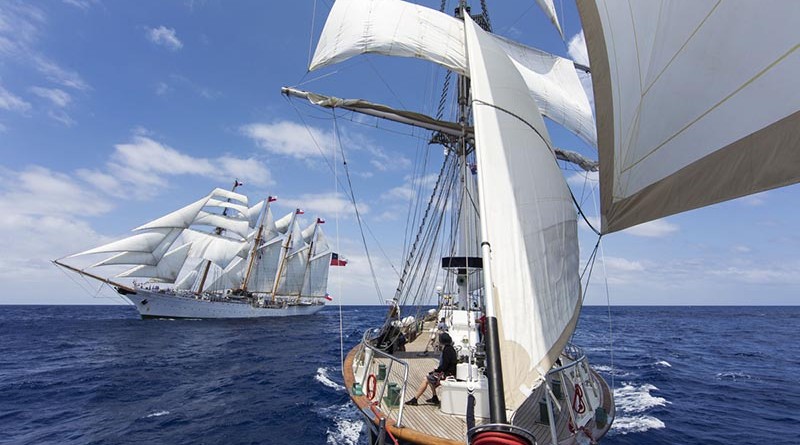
[332,110,384,303]
[285,96,400,276]
[334,110,345,371]
[472,98,602,235]
[307,0,318,70]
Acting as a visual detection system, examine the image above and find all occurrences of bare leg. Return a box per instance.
[414,380,430,399]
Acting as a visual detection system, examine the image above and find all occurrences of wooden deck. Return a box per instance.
[342,319,615,445]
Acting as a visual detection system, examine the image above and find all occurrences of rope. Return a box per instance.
[332,110,384,303]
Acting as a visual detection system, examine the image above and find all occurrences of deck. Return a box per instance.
[342,319,615,445]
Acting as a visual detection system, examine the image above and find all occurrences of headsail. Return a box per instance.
[578,0,800,233]
[465,14,581,411]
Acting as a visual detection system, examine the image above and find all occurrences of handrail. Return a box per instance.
[354,333,411,428]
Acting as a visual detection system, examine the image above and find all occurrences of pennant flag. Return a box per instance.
[324,293,333,301]
[235,180,244,187]
[268,196,277,202]
[296,208,305,215]
[330,252,348,266]
[317,218,325,224]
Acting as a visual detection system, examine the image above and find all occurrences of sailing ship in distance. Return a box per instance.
[54,181,345,318]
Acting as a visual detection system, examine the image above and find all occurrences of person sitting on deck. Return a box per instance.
[436,317,449,332]
[406,332,457,406]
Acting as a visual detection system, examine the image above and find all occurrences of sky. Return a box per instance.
[1,0,798,306]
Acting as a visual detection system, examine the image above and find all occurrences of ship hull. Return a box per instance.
[122,289,325,319]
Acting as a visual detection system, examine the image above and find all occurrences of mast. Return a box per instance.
[297,219,321,300]
[270,208,301,302]
[240,197,270,293]
[196,179,242,294]
[454,1,508,425]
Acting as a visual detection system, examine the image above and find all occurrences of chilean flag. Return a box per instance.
[317,218,325,224]
[330,253,348,266]
[296,208,305,215]
[268,196,277,202]
[324,293,333,301]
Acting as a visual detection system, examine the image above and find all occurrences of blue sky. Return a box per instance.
[1,0,798,306]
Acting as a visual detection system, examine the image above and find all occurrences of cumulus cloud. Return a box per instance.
[567,30,595,113]
[242,121,333,159]
[280,192,369,220]
[146,26,183,51]
[79,135,273,197]
[0,166,113,218]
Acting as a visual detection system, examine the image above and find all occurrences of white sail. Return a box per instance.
[209,187,248,205]
[70,228,179,257]
[88,228,182,267]
[173,260,204,290]
[206,197,249,218]
[134,195,210,231]
[206,256,246,291]
[116,242,192,283]
[275,221,309,295]
[578,0,800,233]
[310,0,594,144]
[465,14,581,411]
[193,210,251,239]
[303,252,333,297]
[246,200,266,229]
[274,211,295,234]
[180,229,248,270]
[246,237,284,293]
[533,0,563,38]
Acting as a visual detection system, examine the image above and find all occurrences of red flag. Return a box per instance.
[296,208,305,215]
[330,252,348,266]
[268,196,277,202]
[235,180,244,187]
[324,293,333,301]
[317,218,325,224]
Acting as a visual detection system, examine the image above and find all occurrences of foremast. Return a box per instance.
[196,179,243,295]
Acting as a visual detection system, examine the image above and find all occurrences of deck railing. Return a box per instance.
[353,330,411,427]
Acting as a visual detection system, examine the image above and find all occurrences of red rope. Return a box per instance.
[572,383,586,414]
[366,374,377,400]
[472,431,530,445]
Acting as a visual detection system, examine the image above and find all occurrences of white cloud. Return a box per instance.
[242,121,333,159]
[155,82,170,95]
[0,83,31,112]
[0,166,113,217]
[567,30,594,113]
[280,192,368,219]
[62,0,98,10]
[32,55,90,91]
[622,219,679,238]
[30,86,71,107]
[146,26,183,51]
[731,245,751,254]
[47,109,76,126]
[739,191,768,206]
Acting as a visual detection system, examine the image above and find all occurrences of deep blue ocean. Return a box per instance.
[1,305,798,445]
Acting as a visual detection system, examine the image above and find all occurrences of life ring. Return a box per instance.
[366,374,377,400]
[572,383,586,414]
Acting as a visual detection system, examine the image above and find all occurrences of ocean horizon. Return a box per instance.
[1,305,797,444]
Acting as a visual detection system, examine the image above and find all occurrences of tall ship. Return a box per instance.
[55,182,338,318]
[284,0,800,444]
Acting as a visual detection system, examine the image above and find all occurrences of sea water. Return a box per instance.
[0,305,797,445]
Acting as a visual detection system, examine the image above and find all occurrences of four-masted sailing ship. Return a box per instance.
[55,183,336,318]
[284,0,800,444]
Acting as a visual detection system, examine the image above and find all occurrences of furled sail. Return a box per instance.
[533,0,563,38]
[577,0,800,233]
[310,0,595,145]
[465,14,581,411]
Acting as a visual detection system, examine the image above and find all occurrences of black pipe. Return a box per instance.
[484,315,507,423]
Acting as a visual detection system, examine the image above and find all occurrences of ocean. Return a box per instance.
[1,305,797,445]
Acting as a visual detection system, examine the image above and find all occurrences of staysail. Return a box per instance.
[578,0,800,233]
[464,14,581,411]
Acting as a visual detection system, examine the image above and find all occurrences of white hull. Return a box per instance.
[122,289,326,319]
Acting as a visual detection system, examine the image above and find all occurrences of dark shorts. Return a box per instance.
[427,371,446,387]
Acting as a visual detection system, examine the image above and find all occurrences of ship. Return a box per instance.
[54,182,340,319]
[282,0,800,444]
